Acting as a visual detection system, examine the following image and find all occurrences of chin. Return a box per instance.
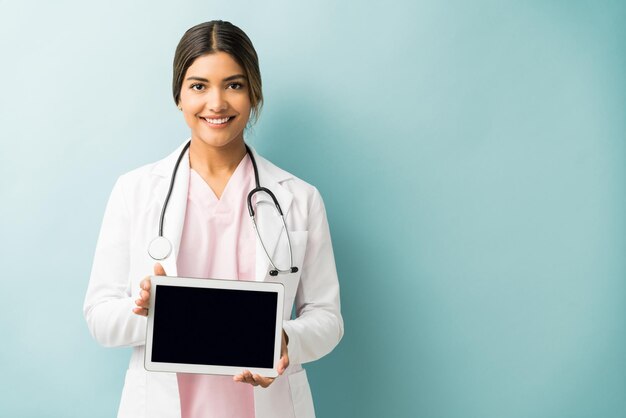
[193,135,244,149]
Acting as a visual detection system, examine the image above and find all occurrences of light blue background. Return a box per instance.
[1,1,624,417]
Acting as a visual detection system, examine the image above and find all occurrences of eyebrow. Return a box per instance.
[185,74,247,83]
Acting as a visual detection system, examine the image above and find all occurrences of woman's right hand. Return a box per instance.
[133,263,166,316]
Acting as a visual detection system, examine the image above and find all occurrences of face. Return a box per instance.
[178,51,252,149]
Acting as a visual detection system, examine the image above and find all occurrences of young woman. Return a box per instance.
[83,20,343,418]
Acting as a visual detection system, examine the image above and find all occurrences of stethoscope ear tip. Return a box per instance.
[269,267,298,276]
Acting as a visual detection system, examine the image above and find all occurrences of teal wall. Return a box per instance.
[1,1,624,417]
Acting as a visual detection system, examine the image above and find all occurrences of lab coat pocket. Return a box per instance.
[117,369,146,418]
[288,369,315,418]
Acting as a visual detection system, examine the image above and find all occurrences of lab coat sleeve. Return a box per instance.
[282,188,344,365]
[83,176,147,347]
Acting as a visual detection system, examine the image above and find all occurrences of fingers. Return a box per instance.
[233,370,275,388]
[132,265,166,317]
[277,352,289,375]
[140,277,151,291]
[138,277,151,306]
[133,275,152,317]
[154,262,166,276]
[135,289,150,307]
[132,306,148,316]
[277,330,289,374]
[234,370,257,386]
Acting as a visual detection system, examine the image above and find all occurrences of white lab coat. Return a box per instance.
[83,139,344,418]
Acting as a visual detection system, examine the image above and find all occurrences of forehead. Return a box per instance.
[185,52,245,79]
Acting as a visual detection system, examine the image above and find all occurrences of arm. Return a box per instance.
[282,188,344,365]
[83,177,147,347]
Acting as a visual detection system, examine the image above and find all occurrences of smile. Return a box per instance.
[201,116,235,126]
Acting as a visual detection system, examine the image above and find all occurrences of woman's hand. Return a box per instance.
[233,330,290,388]
[132,263,166,316]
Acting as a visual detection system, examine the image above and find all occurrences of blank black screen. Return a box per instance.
[151,284,278,369]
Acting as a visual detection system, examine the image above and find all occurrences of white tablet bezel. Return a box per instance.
[144,275,284,378]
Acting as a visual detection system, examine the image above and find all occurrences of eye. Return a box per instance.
[190,83,205,91]
[228,82,244,90]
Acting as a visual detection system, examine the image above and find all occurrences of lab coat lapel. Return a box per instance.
[150,141,292,281]
[251,149,293,281]
[150,140,191,276]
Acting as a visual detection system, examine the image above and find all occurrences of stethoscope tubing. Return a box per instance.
[149,140,298,275]
[159,141,191,237]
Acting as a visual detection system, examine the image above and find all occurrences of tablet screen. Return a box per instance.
[151,284,278,369]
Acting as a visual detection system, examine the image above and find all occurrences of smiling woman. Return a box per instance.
[178,53,252,156]
[83,20,343,418]
[172,22,263,124]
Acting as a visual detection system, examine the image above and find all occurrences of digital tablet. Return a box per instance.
[144,275,284,377]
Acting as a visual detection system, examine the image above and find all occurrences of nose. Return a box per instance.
[206,87,227,112]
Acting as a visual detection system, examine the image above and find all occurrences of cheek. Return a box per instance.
[182,105,204,126]
[182,101,198,114]
[180,100,201,126]
[183,112,197,127]
[237,98,252,118]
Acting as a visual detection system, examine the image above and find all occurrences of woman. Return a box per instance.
[83,20,343,418]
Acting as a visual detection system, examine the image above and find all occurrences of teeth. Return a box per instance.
[204,117,230,124]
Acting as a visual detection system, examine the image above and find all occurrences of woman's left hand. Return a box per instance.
[233,330,289,388]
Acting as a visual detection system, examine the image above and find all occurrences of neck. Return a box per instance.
[189,138,247,177]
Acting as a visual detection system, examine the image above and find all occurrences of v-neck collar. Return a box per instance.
[188,153,252,207]
[149,140,296,281]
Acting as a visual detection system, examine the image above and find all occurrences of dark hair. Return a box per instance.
[172,20,263,123]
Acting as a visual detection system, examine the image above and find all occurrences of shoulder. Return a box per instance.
[253,152,328,229]
[109,162,159,211]
[114,140,188,190]
[255,152,321,200]
[106,141,188,211]
[116,160,158,186]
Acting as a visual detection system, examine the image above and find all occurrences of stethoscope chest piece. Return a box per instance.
[147,140,298,273]
[148,236,172,261]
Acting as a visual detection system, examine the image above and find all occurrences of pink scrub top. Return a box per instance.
[175,154,256,418]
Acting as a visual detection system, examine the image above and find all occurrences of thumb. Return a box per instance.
[154,262,167,276]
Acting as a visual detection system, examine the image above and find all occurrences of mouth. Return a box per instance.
[200,115,236,127]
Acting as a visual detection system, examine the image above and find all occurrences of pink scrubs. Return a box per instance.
[175,154,256,418]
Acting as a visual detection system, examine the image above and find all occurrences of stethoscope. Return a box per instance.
[147,140,299,276]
